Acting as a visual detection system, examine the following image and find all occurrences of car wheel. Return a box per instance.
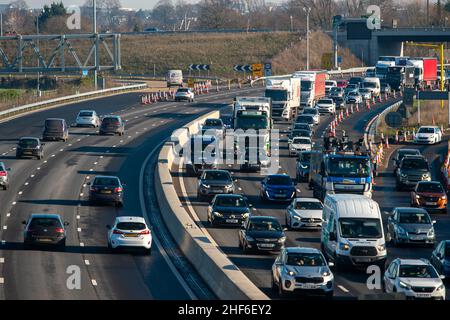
[271,277,278,292]
[278,281,287,298]
[3,185,7,190]
[242,242,250,253]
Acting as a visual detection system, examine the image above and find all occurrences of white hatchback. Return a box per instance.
[107,216,152,254]
[285,198,323,229]
[414,126,442,145]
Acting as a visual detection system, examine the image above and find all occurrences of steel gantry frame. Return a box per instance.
[0,33,121,73]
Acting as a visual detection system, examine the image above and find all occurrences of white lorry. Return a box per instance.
[375,56,397,81]
[264,77,301,121]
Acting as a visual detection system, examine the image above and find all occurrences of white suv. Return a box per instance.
[384,258,446,300]
[0,162,10,190]
[175,88,195,102]
[414,126,442,145]
[316,98,335,114]
[76,110,100,128]
[107,216,152,254]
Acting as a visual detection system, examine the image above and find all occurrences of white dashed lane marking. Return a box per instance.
[338,285,350,293]
[91,279,97,286]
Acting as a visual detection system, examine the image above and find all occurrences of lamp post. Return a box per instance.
[303,7,311,70]
[93,0,97,90]
[37,15,40,96]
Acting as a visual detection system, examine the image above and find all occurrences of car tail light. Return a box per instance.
[0,171,6,177]
[140,229,150,235]
[55,228,64,234]
[113,229,124,235]
[114,187,123,193]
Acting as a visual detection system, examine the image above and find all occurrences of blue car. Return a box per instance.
[430,240,450,278]
[260,174,296,202]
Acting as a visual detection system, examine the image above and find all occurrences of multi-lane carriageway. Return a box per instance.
[174,98,450,300]
[0,87,268,300]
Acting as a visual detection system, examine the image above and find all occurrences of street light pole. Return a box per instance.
[1,13,3,37]
[93,0,98,90]
[303,7,311,70]
[37,15,40,96]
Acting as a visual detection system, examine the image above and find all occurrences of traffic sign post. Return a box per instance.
[233,65,252,72]
[252,63,263,78]
[264,63,272,77]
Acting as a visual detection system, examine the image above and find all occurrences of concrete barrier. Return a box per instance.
[155,110,269,300]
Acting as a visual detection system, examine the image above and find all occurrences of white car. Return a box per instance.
[107,216,152,254]
[289,137,312,156]
[358,88,372,100]
[384,258,446,300]
[285,198,323,229]
[345,91,362,104]
[414,126,442,145]
[316,98,336,114]
[175,87,195,102]
[301,108,320,124]
[272,247,334,298]
[76,110,100,128]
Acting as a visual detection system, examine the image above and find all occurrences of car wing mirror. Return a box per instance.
[440,275,446,280]
[436,252,442,259]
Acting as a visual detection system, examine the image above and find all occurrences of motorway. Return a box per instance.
[0,87,260,299]
[174,98,450,300]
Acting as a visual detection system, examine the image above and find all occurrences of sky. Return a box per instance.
[0,0,200,10]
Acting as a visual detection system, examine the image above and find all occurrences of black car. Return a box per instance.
[393,148,421,173]
[99,116,125,136]
[207,194,251,226]
[23,214,68,249]
[238,216,286,253]
[430,240,450,278]
[198,170,235,201]
[88,175,124,207]
[16,137,44,159]
[42,118,69,141]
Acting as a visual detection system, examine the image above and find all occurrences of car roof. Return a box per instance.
[294,197,321,203]
[94,175,120,180]
[115,216,146,224]
[30,213,62,219]
[19,136,39,140]
[285,247,321,254]
[249,216,278,222]
[396,258,430,266]
[326,194,380,219]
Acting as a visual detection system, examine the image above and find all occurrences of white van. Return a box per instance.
[321,194,387,271]
[361,77,380,97]
[166,69,183,87]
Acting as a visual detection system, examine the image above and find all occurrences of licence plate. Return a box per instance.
[38,238,52,242]
[426,202,436,206]
[259,243,275,248]
[300,283,318,289]
[274,194,285,198]
[304,223,316,227]
[101,190,112,194]
[226,219,238,224]
[409,235,424,241]
[354,257,372,263]
[124,234,139,237]
[416,293,431,298]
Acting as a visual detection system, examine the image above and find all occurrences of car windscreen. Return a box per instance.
[417,183,444,193]
[249,220,282,231]
[299,153,311,163]
[401,158,428,170]
[265,89,287,101]
[296,116,314,124]
[45,119,63,129]
[102,117,120,125]
[286,252,325,266]
[235,115,268,130]
[295,201,323,210]
[445,245,450,258]
[30,218,62,228]
[399,211,431,224]
[204,119,222,127]
[348,92,359,96]
[303,109,318,115]
[301,81,312,91]
[292,138,310,145]
[19,139,38,148]
[398,150,420,159]
[362,82,376,88]
[204,171,231,181]
[215,197,246,207]
[399,265,438,278]
[177,88,189,92]
[116,222,146,230]
[267,175,292,185]
[318,99,333,104]
[93,177,120,186]
[291,130,310,137]
[339,218,383,239]
[360,89,371,93]
[327,157,370,177]
[294,124,310,130]
[418,128,435,134]
[79,111,93,117]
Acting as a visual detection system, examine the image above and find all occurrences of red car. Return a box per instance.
[411,181,448,214]
[336,80,348,88]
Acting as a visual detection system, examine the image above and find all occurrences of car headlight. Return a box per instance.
[400,173,407,178]
[422,173,430,179]
[377,244,386,252]
[399,281,410,290]
[415,195,421,199]
[287,270,296,276]
[322,270,331,277]
[201,183,210,189]
[300,164,308,169]
[339,242,350,251]
[293,215,301,220]
[364,183,370,192]
[225,184,233,189]
[437,284,445,291]
[428,229,435,237]
[213,212,223,217]
[397,226,407,235]
[278,237,286,243]
[242,213,249,219]
[441,195,447,200]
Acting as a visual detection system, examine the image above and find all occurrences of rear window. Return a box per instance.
[102,117,120,125]
[204,119,222,126]
[45,119,63,128]
[177,88,189,92]
[30,218,61,228]
[79,111,93,117]
[19,139,38,147]
[116,222,146,230]
[93,177,120,186]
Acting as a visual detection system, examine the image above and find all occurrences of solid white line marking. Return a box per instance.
[6,213,10,217]
[30,175,35,178]
[24,182,29,186]
[51,154,55,157]
[80,193,84,197]
[18,191,22,195]
[60,149,64,152]
[12,202,16,205]
[91,279,97,286]
[94,162,98,165]
[84,260,90,265]
[43,160,47,163]
[338,285,350,293]
[68,144,72,146]
[37,167,40,170]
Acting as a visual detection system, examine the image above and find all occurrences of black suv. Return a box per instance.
[238,216,286,253]
[396,155,431,190]
[207,194,251,227]
[16,137,44,159]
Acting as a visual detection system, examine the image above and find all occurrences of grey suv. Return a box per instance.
[396,155,431,190]
[197,169,234,201]
[16,137,44,160]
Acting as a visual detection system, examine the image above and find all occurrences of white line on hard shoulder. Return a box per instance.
[338,285,350,293]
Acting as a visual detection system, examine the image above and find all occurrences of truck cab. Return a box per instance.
[265,77,300,121]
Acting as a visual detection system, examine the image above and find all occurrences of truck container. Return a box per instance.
[293,70,326,108]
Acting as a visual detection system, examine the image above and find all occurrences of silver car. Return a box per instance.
[359,88,372,100]
[387,207,436,246]
[76,110,100,127]
[197,169,235,201]
[272,247,334,298]
[285,198,323,230]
